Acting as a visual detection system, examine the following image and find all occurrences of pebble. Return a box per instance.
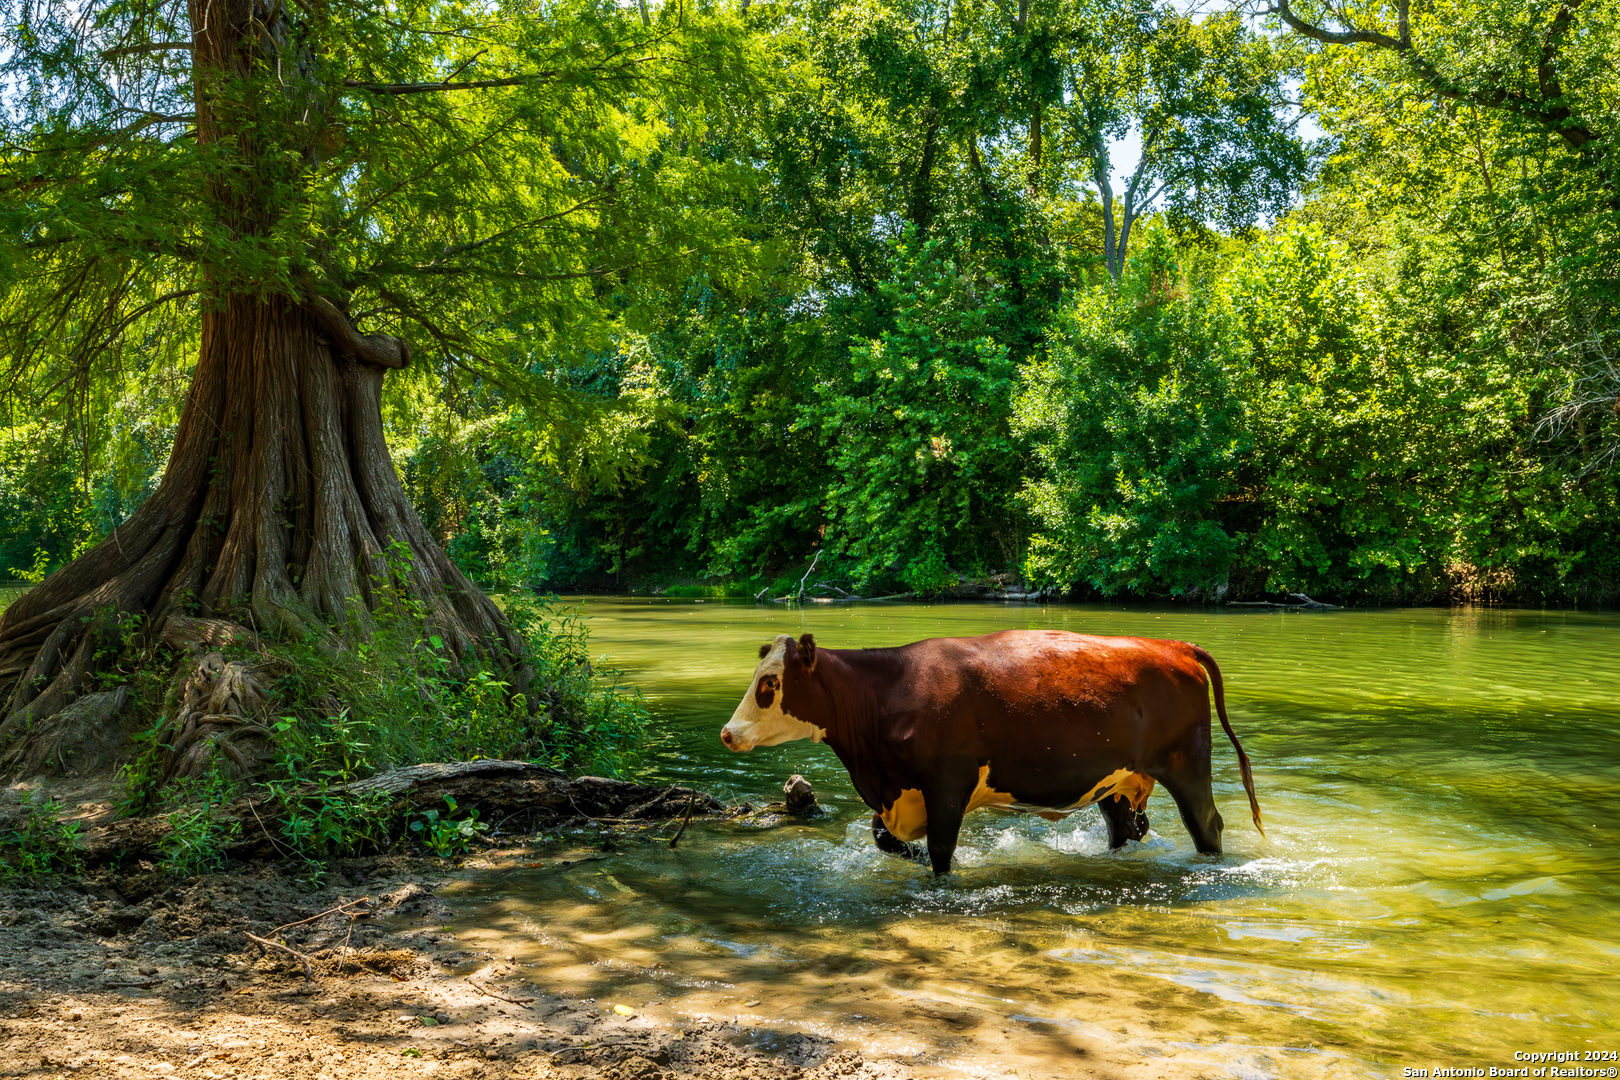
[139,966,158,976]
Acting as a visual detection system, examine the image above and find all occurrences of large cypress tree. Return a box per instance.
[0,0,752,771]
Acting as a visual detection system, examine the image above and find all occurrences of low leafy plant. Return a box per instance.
[155,770,241,878]
[0,795,85,878]
[409,795,488,857]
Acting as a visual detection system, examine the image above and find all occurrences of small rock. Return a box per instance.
[484,1048,500,1060]
[744,1000,762,1007]
[139,966,158,976]
[782,775,818,814]
[397,1014,417,1023]
[67,1011,81,1021]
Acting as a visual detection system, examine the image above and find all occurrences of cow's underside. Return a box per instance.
[876,765,1156,843]
[869,791,1152,859]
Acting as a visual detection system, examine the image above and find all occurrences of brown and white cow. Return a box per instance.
[719,630,1263,875]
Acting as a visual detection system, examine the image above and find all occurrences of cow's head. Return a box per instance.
[720,633,827,752]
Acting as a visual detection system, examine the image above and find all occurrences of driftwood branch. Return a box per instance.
[76,761,725,864]
[1227,593,1341,610]
[795,550,824,605]
[271,898,371,935]
[669,793,697,849]
[244,932,316,981]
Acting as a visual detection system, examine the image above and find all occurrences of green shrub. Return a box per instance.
[661,583,760,598]
[408,795,488,857]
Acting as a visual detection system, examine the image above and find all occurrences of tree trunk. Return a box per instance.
[0,295,528,771]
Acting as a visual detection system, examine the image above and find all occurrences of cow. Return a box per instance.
[719,630,1263,876]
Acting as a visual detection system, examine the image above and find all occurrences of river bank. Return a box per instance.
[2,840,1350,1080]
[0,849,926,1080]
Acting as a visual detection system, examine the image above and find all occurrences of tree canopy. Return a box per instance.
[3,0,1617,625]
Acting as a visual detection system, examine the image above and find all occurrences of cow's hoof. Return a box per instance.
[871,814,920,858]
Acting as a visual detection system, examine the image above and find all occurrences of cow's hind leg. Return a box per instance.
[1098,794,1150,849]
[871,814,920,858]
[1154,770,1224,854]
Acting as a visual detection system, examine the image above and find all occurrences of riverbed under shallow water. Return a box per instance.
[440,600,1620,1079]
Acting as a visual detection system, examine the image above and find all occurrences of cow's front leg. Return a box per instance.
[919,759,979,876]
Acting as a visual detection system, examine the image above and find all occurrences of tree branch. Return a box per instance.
[302,291,412,369]
[1267,0,1597,150]
[100,41,192,60]
[342,75,537,95]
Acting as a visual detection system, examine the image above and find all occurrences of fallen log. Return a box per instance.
[78,760,725,865]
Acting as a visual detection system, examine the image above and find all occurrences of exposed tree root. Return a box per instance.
[163,651,277,782]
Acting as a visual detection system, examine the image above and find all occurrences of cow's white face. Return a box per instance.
[720,635,826,752]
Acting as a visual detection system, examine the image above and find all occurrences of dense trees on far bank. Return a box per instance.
[5,0,1618,612]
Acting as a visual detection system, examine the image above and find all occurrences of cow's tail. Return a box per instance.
[1190,645,1264,838]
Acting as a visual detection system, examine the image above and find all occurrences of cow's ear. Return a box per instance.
[759,643,771,659]
[798,633,817,672]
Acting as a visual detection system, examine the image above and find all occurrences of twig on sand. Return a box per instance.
[244,932,315,981]
[669,793,697,849]
[467,978,534,1005]
[271,897,372,935]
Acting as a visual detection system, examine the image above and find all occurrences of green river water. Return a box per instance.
[424,601,1620,1076]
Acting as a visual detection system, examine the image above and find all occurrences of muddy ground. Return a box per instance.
[0,852,913,1080]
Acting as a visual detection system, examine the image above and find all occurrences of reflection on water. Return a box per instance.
[443,601,1620,1077]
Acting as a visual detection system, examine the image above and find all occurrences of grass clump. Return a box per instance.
[0,794,85,879]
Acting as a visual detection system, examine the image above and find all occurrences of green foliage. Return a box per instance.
[660,583,763,598]
[1016,222,1247,595]
[155,771,242,879]
[409,795,488,858]
[0,795,85,879]
[811,233,1024,592]
[3,0,1618,618]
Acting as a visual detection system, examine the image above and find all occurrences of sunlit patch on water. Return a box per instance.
[431,600,1620,1078]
